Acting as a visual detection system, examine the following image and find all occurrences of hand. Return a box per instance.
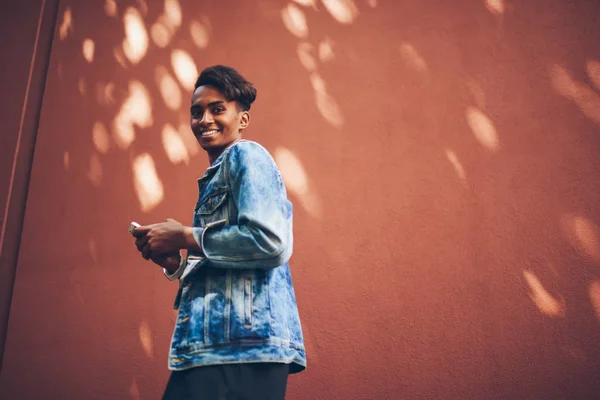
[150,252,181,274]
[132,218,185,260]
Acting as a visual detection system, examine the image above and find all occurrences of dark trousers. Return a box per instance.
[162,363,289,400]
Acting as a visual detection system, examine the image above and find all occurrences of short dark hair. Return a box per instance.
[194,65,257,111]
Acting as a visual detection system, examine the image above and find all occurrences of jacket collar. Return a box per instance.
[197,140,245,185]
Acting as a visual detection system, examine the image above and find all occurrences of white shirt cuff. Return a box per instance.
[162,255,186,281]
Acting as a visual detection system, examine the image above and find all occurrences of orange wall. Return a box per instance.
[0,1,39,356]
[2,0,600,399]
[0,0,57,374]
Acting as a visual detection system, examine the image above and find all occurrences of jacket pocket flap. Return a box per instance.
[197,190,228,214]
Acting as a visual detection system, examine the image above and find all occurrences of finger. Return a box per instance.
[132,225,153,238]
[150,255,165,266]
[142,244,152,260]
[135,235,149,248]
[137,246,149,259]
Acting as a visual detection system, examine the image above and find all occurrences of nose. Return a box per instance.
[200,110,214,125]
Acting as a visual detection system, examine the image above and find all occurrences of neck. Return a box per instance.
[207,139,241,165]
[208,152,218,165]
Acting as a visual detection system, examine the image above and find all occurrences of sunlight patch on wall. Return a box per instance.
[113,81,153,149]
[297,42,317,71]
[445,149,467,186]
[466,79,486,108]
[96,82,116,105]
[78,78,86,95]
[190,19,210,49]
[162,124,190,164]
[151,22,171,48]
[105,0,117,17]
[589,281,600,321]
[137,0,149,16]
[155,66,182,111]
[114,49,128,68]
[104,83,116,104]
[88,239,98,265]
[282,4,309,38]
[87,154,103,187]
[367,0,377,7]
[172,50,199,91]
[92,122,110,153]
[133,154,164,211]
[485,0,505,16]
[466,107,499,152]
[122,8,149,64]
[293,0,317,7]
[139,320,154,358]
[586,60,600,91]
[319,37,335,62]
[178,123,201,157]
[399,43,429,74]
[550,64,600,125]
[75,283,84,305]
[164,0,182,27]
[274,147,322,219]
[59,8,73,40]
[151,0,183,48]
[63,152,70,170]
[82,39,95,63]
[561,213,600,264]
[129,377,140,400]
[321,0,359,25]
[310,72,344,129]
[523,269,565,318]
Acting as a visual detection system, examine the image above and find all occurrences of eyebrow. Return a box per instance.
[190,100,225,110]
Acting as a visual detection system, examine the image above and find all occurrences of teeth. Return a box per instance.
[201,130,219,136]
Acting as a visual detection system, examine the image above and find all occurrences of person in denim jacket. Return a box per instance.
[132,65,306,399]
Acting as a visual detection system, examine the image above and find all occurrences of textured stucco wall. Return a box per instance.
[1,0,600,399]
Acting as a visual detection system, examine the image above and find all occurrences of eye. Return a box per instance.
[191,110,201,118]
[212,106,225,114]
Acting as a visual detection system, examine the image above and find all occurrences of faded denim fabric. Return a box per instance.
[169,140,306,374]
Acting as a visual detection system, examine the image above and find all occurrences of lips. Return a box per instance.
[198,129,221,137]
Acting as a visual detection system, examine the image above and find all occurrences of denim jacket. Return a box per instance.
[168,140,306,374]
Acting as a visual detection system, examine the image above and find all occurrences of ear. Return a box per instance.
[239,111,250,130]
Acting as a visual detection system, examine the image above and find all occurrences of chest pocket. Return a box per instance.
[196,188,229,226]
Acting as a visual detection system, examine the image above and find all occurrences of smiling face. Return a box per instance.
[190,84,250,163]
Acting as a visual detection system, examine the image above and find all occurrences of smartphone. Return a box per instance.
[128,222,141,234]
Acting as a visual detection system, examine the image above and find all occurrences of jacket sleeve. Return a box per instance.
[198,142,293,269]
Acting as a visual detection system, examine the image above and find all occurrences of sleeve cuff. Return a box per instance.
[192,227,205,251]
[193,219,227,258]
[163,255,186,281]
